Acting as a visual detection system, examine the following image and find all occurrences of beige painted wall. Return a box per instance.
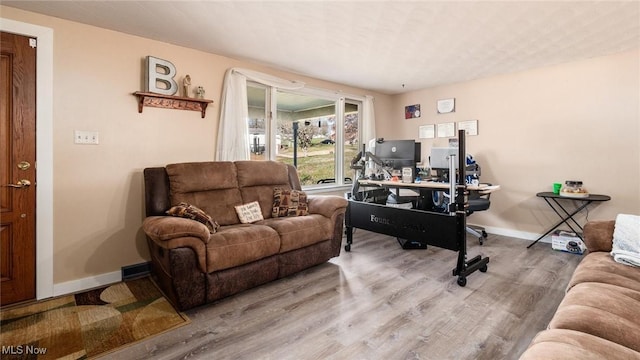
[387,50,640,236]
[1,7,387,285]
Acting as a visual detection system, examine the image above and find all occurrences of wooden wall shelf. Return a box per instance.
[133,91,213,118]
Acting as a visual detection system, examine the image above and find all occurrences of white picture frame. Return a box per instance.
[419,124,435,139]
[437,122,455,138]
[437,98,455,114]
[458,119,478,136]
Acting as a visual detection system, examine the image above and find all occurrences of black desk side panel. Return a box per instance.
[347,200,460,251]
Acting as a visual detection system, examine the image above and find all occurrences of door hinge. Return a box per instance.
[29,38,37,48]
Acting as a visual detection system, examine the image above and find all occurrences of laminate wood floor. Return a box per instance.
[103,231,582,360]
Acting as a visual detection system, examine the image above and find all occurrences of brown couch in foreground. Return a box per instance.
[519,220,640,359]
[142,161,348,311]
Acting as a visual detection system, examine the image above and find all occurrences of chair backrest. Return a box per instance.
[468,183,492,213]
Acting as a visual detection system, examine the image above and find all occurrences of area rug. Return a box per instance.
[0,277,189,359]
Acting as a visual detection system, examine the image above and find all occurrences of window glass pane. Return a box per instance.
[275,91,336,186]
[246,83,361,188]
[247,85,267,161]
[344,101,359,184]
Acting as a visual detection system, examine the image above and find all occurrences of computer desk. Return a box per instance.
[357,179,500,192]
[345,178,499,286]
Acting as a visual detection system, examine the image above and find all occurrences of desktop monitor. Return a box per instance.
[375,140,420,169]
[430,147,459,169]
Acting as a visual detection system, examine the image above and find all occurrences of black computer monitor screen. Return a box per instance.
[375,140,418,169]
[430,147,459,169]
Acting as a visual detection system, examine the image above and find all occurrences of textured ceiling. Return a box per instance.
[3,1,640,94]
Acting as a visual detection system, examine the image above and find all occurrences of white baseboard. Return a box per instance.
[468,223,552,243]
[52,270,122,297]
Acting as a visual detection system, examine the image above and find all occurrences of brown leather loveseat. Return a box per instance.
[142,161,348,310]
[519,219,640,359]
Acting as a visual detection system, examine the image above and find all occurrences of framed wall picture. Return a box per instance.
[437,122,455,138]
[458,119,478,136]
[419,124,435,139]
[405,104,421,119]
[437,98,455,114]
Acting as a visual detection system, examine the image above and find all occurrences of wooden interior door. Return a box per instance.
[1,31,37,306]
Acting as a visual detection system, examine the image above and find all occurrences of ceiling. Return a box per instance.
[3,1,640,95]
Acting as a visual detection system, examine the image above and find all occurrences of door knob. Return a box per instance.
[17,161,31,170]
[5,179,31,188]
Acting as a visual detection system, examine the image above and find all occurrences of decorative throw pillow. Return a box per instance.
[166,202,219,234]
[272,188,309,218]
[235,201,264,224]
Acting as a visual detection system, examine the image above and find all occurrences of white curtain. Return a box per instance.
[362,95,376,152]
[216,68,305,161]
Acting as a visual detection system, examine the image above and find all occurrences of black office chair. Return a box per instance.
[466,184,492,245]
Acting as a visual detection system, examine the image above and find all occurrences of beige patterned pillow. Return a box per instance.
[272,188,309,218]
[235,201,264,223]
[166,202,220,233]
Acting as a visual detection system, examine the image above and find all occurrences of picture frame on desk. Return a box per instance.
[402,167,414,183]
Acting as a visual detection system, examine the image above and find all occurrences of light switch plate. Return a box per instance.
[74,130,99,144]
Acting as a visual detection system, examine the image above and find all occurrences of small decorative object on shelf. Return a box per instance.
[182,75,191,98]
[146,56,178,95]
[195,86,205,99]
[133,91,213,118]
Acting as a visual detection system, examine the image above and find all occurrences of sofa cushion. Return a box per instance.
[235,161,292,217]
[582,220,615,252]
[166,162,244,225]
[206,224,280,273]
[307,195,348,219]
[235,201,264,224]
[548,282,640,353]
[567,251,640,292]
[520,329,640,360]
[166,202,220,233]
[260,214,333,253]
[272,188,308,217]
[235,160,290,187]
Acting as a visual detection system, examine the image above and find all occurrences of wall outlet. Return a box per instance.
[74,130,99,144]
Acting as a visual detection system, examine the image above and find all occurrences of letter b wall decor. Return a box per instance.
[145,56,178,95]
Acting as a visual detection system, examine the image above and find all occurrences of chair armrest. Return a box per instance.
[583,220,615,253]
[307,195,348,218]
[142,216,211,244]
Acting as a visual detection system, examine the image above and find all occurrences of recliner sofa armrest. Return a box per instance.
[583,220,615,253]
[307,195,348,218]
[143,216,211,244]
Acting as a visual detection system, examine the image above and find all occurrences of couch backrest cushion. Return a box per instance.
[144,167,171,217]
[286,164,302,191]
[163,161,301,224]
[166,162,243,226]
[235,161,293,218]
